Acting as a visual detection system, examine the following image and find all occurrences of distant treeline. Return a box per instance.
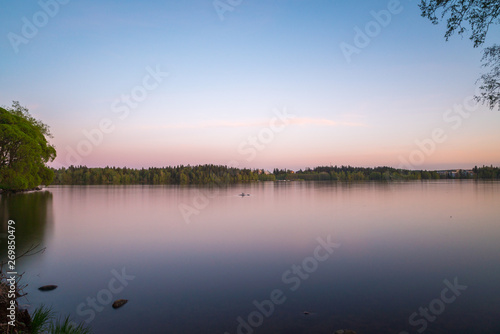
[50,165,500,185]
[52,165,274,185]
[274,165,500,181]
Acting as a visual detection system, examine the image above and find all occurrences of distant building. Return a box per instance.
[257,169,271,175]
[435,169,475,178]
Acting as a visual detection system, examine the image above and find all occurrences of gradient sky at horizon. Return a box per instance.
[1,0,499,171]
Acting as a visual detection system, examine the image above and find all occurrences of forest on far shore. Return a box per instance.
[50,165,500,186]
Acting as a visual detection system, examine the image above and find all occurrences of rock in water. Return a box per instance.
[112,299,128,309]
[334,330,357,334]
[38,285,57,291]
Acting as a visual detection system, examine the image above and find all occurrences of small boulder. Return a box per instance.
[112,299,128,309]
[38,285,57,291]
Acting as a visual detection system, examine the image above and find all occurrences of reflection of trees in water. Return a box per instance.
[0,191,53,257]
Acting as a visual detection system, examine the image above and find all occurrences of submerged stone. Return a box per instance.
[112,299,128,309]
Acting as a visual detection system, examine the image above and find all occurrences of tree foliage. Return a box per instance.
[274,166,442,181]
[49,164,500,185]
[51,164,274,185]
[419,0,500,47]
[274,165,500,181]
[419,0,500,110]
[0,102,56,191]
[477,44,500,109]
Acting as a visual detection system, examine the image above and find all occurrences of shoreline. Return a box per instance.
[0,186,43,195]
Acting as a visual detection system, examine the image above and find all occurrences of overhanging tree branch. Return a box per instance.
[419,0,500,110]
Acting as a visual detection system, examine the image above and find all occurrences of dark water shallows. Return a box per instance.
[1,181,499,333]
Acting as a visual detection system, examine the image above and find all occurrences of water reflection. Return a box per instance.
[3,182,500,333]
[0,191,53,259]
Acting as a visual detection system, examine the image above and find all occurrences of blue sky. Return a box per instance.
[1,0,499,170]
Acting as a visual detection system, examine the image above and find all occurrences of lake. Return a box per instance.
[1,181,500,333]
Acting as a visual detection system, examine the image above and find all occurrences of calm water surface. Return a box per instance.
[1,181,500,333]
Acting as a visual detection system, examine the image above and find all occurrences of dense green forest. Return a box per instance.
[52,165,273,185]
[274,165,500,181]
[50,165,500,185]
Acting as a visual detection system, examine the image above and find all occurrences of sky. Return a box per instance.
[1,0,499,171]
